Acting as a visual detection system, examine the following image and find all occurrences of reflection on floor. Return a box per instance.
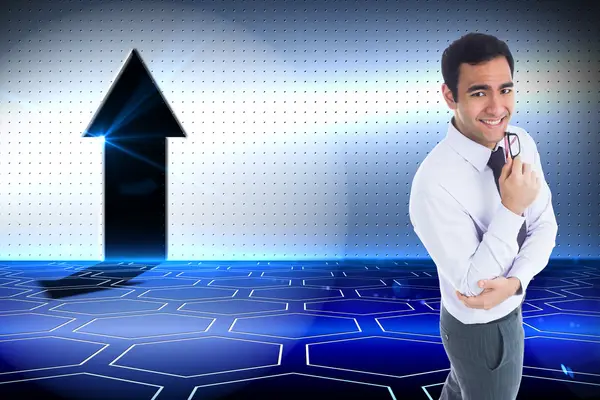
[0,259,599,399]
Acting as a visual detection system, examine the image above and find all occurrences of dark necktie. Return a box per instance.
[488,148,527,249]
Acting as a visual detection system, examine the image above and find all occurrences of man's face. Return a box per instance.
[443,56,515,150]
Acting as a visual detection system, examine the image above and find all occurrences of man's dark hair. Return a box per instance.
[441,32,514,102]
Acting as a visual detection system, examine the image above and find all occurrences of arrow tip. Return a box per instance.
[83,48,186,140]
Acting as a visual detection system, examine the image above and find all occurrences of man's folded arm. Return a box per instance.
[505,149,558,295]
[409,185,525,296]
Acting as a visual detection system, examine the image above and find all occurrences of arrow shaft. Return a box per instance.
[104,138,167,261]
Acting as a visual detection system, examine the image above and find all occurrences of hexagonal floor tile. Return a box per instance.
[153,261,217,270]
[573,276,600,286]
[90,270,171,279]
[208,278,291,288]
[527,278,578,289]
[0,313,74,336]
[16,277,109,289]
[392,277,440,288]
[564,287,600,299]
[0,299,46,313]
[250,287,343,301]
[523,336,600,376]
[537,269,590,279]
[7,270,88,279]
[304,299,412,316]
[0,372,163,399]
[189,372,395,399]
[110,336,281,377]
[523,288,566,301]
[547,299,600,313]
[524,313,600,338]
[260,271,334,278]
[342,270,418,278]
[176,271,251,279]
[357,286,440,301]
[74,313,215,339]
[49,299,167,316]
[0,278,20,286]
[112,277,200,289]
[376,313,441,337]
[179,299,287,315]
[27,288,133,302]
[230,313,360,339]
[302,278,385,289]
[0,288,30,298]
[0,336,108,374]
[138,287,237,301]
[307,336,449,378]
[78,263,155,273]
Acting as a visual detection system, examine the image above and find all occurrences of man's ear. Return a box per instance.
[441,83,457,110]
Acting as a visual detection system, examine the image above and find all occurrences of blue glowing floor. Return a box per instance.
[0,260,599,399]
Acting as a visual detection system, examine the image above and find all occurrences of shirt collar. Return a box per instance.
[445,117,504,172]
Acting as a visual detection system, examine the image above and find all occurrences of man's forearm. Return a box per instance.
[503,140,558,295]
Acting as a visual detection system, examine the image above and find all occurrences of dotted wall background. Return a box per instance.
[0,0,599,261]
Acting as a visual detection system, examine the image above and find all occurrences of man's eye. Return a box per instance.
[471,92,484,97]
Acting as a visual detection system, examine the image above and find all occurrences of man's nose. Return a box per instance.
[485,94,505,116]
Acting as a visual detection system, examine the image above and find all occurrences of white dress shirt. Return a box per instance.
[409,119,558,324]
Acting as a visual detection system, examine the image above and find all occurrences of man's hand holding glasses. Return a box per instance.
[499,133,541,217]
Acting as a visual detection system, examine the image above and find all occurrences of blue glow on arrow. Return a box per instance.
[103,140,165,172]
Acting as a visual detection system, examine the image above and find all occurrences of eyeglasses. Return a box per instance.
[504,132,521,159]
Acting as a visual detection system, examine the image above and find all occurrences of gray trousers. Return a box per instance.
[439,304,525,400]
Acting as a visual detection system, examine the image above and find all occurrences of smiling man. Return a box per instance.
[409,33,558,399]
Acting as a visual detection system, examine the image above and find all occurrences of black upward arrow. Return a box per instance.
[83,49,186,262]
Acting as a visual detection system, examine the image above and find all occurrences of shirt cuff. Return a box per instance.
[486,203,526,248]
[507,263,535,295]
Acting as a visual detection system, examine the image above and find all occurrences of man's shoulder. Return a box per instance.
[417,138,453,167]
[410,142,452,195]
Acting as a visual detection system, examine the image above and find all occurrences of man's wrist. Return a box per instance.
[507,277,522,295]
[501,200,524,217]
